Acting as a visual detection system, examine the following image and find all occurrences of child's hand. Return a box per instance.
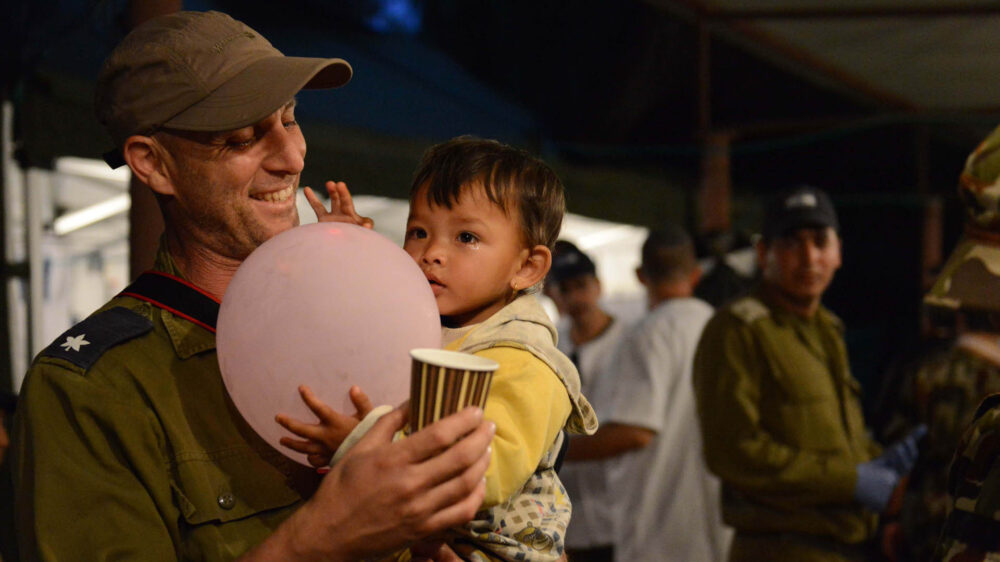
[304,180,374,229]
[276,385,375,467]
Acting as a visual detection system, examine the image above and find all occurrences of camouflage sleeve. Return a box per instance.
[693,313,858,506]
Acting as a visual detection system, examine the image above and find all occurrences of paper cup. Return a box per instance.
[409,348,499,432]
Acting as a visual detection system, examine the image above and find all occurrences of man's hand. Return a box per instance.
[243,405,494,561]
[305,180,374,229]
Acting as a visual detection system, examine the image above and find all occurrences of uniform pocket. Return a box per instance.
[169,446,301,525]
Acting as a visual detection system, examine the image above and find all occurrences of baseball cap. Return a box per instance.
[762,185,839,240]
[95,10,353,168]
[925,124,1000,312]
[548,241,596,284]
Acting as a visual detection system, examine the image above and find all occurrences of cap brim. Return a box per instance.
[925,236,1000,311]
[163,56,352,132]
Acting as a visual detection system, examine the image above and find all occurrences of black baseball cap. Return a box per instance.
[763,185,839,240]
[549,241,596,284]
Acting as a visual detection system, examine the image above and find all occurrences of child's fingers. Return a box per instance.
[349,385,374,418]
[275,412,328,441]
[303,186,329,219]
[307,453,333,468]
[278,436,329,456]
[328,180,374,229]
[299,385,343,422]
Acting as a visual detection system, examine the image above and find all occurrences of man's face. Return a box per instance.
[556,274,602,322]
[158,100,306,261]
[758,226,842,306]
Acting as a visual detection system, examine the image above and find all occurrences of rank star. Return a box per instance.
[60,334,90,352]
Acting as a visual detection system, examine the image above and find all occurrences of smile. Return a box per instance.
[250,185,295,203]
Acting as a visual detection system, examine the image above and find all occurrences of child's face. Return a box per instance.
[405,183,529,328]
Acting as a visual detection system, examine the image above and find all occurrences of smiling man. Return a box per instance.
[692,186,923,562]
[11,11,493,562]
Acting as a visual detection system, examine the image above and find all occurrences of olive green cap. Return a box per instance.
[95,10,352,167]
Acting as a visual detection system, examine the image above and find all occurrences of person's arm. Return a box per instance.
[692,314,857,506]
[565,422,655,462]
[240,406,494,561]
[473,348,572,507]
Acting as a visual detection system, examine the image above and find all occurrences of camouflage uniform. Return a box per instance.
[881,336,1000,561]
[928,123,1000,561]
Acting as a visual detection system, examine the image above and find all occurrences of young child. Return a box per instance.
[278,137,597,561]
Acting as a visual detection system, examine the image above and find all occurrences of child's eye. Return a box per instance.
[458,232,478,244]
[406,227,427,240]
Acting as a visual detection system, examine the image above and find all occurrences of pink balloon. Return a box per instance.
[217,222,441,465]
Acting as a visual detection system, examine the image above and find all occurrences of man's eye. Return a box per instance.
[227,137,255,150]
[283,120,298,129]
[458,232,477,244]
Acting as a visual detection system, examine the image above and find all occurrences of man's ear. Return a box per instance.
[123,135,175,196]
[635,266,650,287]
[513,245,552,290]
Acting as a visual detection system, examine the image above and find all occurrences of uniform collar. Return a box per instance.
[152,242,218,358]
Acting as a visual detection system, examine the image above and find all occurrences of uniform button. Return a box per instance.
[217,492,236,510]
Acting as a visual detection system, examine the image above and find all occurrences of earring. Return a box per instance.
[511,281,519,291]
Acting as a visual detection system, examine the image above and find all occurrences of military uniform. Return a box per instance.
[934,393,1000,561]
[693,287,880,562]
[928,123,1000,561]
[879,335,1000,561]
[12,246,319,560]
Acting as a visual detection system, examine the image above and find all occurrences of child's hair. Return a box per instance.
[410,136,565,249]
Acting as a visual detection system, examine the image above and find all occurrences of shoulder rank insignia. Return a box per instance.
[729,296,769,324]
[40,307,152,371]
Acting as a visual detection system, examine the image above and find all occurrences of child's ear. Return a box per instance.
[512,244,552,291]
[123,135,176,197]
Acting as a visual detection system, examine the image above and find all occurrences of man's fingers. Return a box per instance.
[418,418,494,489]
[416,451,490,534]
[350,407,408,452]
[402,407,487,463]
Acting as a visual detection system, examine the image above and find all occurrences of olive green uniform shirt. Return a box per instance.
[12,246,319,561]
[692,288,880,548]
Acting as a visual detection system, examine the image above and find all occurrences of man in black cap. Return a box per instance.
[11,10,492,561]
[693,186,924,562]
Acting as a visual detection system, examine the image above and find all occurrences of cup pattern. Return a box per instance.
[410,361,493,432]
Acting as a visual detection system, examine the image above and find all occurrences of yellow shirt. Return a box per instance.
[444,340,572,506]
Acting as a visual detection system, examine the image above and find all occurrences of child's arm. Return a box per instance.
[474,348,572,506]
[275,385,373,467]
[305,180,374,228]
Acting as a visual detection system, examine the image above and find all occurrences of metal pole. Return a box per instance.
[0,102,12,393]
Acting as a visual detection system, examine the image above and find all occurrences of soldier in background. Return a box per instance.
[930,123,1000,562]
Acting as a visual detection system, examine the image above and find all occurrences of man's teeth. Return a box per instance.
[252,186,294,202]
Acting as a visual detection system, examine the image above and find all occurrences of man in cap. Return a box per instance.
[11,11,493,561]
[546,241,630,562]
[693,185,925,561]
[930,124,1000,562]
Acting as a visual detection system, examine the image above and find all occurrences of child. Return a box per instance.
[279,137,597,561]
